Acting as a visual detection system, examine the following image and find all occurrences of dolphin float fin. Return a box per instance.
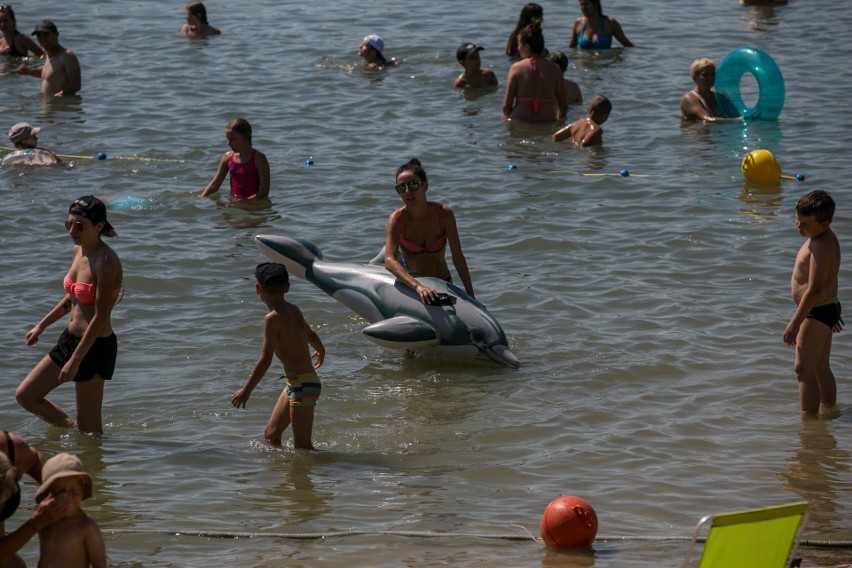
[362,316,439,349]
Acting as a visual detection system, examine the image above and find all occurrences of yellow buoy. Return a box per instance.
[742,149,781,183]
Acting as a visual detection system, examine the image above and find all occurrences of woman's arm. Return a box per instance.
[25,293,73,346]
[17,34,44,58]
[249,150,270,199]
[502,65,518,118]
[443,207,474,298]
[610,18,634,47]
[200,153,229,196]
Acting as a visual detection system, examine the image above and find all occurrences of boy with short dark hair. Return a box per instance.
[552,95,611,146]
[454,42,498,89]
[231,263,326,448]
[784,190,842,419]
[545,51,582,105]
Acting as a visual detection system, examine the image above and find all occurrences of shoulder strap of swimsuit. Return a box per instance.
[3,431,13,462]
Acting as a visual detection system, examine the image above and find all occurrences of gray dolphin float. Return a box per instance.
[255,235,519,368]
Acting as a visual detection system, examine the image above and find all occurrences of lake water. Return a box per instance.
[1,1,851,566]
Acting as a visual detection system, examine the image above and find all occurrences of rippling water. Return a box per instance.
[2,1,851,566]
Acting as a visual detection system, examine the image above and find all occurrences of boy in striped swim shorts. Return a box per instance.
[231,263,326,449]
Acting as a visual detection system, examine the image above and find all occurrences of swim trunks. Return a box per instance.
[282,371,321,407]
[228,149,260,199]
[0,431,21,522]
[48,328,118,382]
[807,299,842,329]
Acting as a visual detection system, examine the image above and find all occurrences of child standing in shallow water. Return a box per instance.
[231,263,325,449]
[552,95,610,146]
[36,453,106,568]
[200,117,270,199]
[784,190,843,419]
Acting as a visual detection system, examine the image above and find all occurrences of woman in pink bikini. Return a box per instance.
[16,196,123,434]
[200,117,270,199]
[384,158,475,304]
[502,24,567,123]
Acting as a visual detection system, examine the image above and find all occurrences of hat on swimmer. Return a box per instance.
[255,262,289,288]
[69,195,117,237]
[32,20,58,35]
[456,42,484,62]
[8,122,40,144]
[363,34,384,57]
[35,453,92,503]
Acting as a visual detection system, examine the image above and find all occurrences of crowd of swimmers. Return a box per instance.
[3,1,843,566]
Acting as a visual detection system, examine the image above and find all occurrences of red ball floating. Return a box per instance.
[539,495,598,548]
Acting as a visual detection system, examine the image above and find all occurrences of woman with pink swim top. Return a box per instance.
[200,117,271,199]
[16,196,123,434]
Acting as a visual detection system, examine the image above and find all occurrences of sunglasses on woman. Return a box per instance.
[395,180,423,194]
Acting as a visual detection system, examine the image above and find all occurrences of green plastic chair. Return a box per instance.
[682,502,809,568]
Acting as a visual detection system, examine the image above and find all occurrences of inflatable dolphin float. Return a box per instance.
[255,235,519,368]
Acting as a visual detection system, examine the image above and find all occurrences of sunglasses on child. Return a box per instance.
[395,180,424,194]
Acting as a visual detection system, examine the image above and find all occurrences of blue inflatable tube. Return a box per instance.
[714,46,785,120]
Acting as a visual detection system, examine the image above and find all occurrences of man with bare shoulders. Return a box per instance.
[783,190,842,419]
[17,20,80,97]
[231,263,326,449]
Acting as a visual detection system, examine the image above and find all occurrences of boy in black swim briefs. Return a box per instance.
[230,263,326,449]
[783,190,842,419]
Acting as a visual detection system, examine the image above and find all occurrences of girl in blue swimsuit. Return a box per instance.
[569,0,634,49]
[384,158,475,303]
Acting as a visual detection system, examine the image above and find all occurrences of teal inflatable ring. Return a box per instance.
[714,46,784,120]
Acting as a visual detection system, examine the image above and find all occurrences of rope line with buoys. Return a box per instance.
[0,145,196,163]
[99,528,852,548]
[715,46,785,120]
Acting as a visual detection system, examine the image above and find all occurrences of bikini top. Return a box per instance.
[577,18,612,49]
[64,274,121,305]
[398,204,447,256]
[0,431,21,523]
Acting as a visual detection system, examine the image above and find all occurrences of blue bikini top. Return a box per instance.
[577,18,612,49]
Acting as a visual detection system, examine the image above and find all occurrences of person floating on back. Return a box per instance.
[231,263,326,449]
[783,190,843,420]
[35,453,106,568]
[17,20,80,96]
[552,95,610,146]
[454,42,498,89]
[200,117,270,200]
[2,122,61,166]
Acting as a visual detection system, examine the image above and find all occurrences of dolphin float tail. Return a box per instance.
[255,235,322,280]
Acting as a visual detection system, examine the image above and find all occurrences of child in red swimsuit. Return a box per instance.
[200,117,270,199]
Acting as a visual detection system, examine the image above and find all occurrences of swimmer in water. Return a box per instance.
[2,122,61,166]
[680,58,740,122]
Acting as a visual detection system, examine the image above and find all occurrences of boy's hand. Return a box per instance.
[231,388,251,408]
[312,349,324,369]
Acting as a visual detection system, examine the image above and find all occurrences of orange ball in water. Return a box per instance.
[539,495,598,548]
[742,149,781,183]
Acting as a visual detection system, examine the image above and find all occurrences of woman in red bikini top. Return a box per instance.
[16,196,123,435]
[384,158,475,304]
[502,23,567,123]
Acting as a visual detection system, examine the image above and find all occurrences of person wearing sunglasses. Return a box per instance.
[680,58,739,122]
[0,5,44,57]
[384,158,475,304]
[16,196,122,435]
